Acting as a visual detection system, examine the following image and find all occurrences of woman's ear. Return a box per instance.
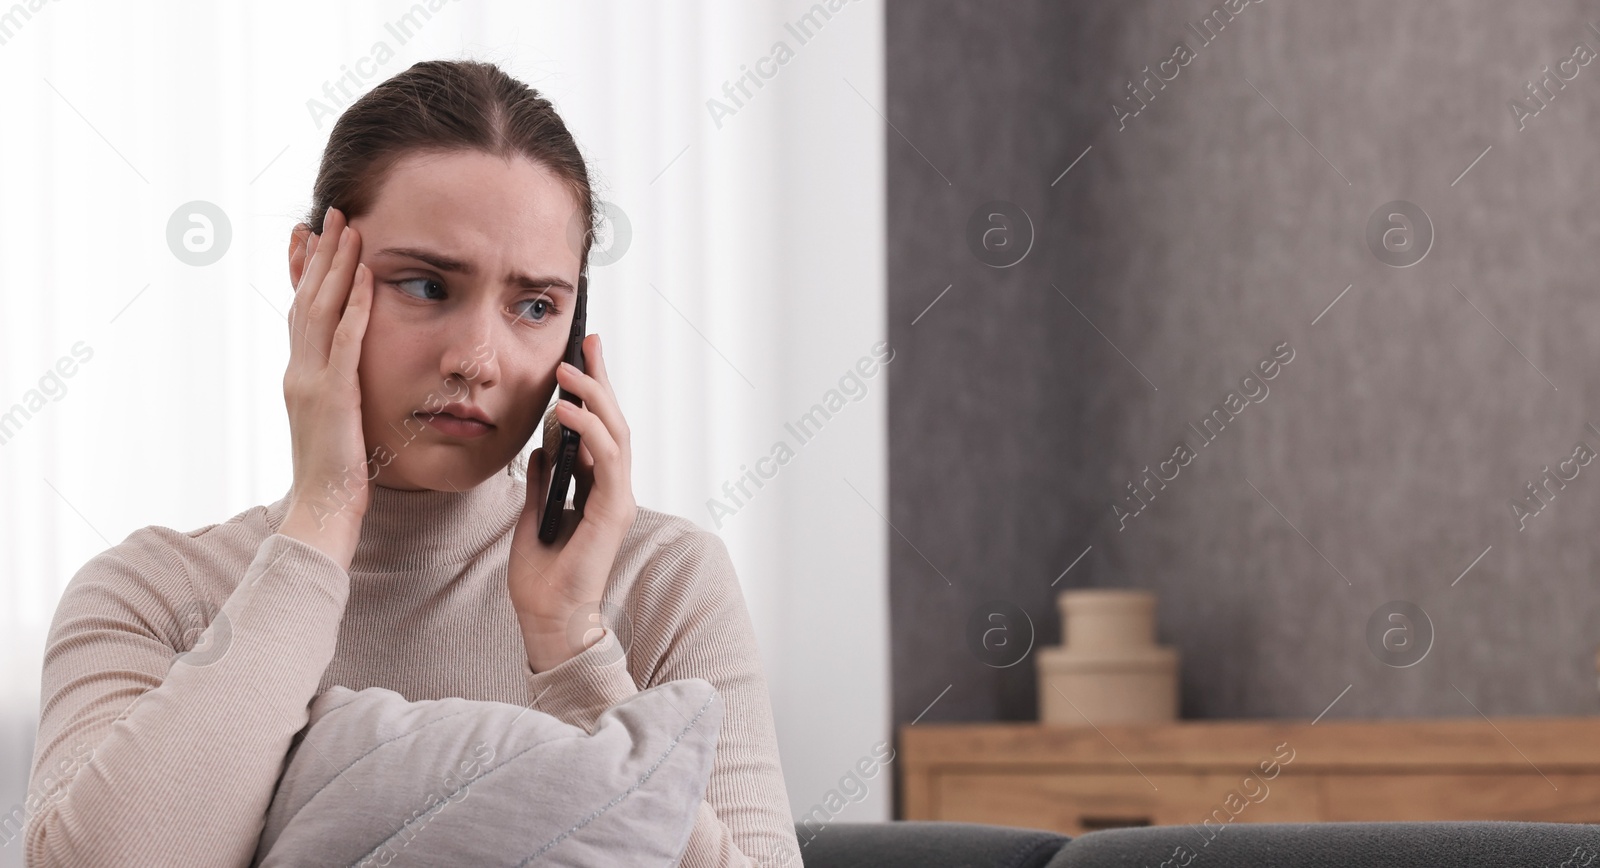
[288,222,315,288]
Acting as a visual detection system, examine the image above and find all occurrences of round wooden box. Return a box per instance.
[1037,589,1178,725]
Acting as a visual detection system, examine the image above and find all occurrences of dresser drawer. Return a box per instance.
[932,771,1325,835]
[1317,773,1600,824]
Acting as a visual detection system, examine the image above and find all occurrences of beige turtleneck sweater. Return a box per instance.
[24,468,799,867]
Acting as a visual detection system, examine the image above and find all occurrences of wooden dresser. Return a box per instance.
[899,718,1600,835]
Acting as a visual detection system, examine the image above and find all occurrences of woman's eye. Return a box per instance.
[515,297,555,323]
[392,277,446,300]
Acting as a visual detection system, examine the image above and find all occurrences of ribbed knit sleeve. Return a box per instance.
[521,629,640,727]
[525,529,798,868]
[25,532,351,868]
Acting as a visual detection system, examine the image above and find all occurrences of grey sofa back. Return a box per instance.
[1049,821,1600,868]
[791,820,1600,868]
[793,820,1068,868]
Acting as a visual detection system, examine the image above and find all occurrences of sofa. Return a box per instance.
[793,819,1600,867]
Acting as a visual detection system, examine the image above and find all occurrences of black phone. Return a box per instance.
[538,267,588,543]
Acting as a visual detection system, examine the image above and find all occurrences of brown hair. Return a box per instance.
[305,58,597,480]
[303,58,597,266]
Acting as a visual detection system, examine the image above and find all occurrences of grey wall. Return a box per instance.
[887,0,1600,760]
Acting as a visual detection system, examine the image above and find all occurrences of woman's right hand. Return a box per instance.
[278,206,374,571]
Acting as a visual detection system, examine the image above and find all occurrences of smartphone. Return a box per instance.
[538,267,589,543]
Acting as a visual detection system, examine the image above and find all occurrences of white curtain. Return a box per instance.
[0,0,889,856]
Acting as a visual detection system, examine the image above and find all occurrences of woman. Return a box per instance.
[25,59,799,867]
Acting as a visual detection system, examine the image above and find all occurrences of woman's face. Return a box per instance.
[288,149,583,492]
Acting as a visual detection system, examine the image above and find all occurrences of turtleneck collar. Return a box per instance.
[263,468,525,574]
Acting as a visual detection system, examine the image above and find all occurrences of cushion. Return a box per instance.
[251,678,723,867]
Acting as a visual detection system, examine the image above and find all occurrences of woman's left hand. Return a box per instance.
[508,333,638,672]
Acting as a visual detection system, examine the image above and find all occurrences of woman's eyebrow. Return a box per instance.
[374,245,574,293]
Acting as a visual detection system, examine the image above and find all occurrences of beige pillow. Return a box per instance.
[252,678,722,867]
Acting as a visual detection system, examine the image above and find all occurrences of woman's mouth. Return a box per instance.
[414,411,494,439]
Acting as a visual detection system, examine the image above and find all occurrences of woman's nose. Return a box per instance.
[440,315,501,388]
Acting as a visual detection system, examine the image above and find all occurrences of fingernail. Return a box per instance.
[339,226,350,248]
